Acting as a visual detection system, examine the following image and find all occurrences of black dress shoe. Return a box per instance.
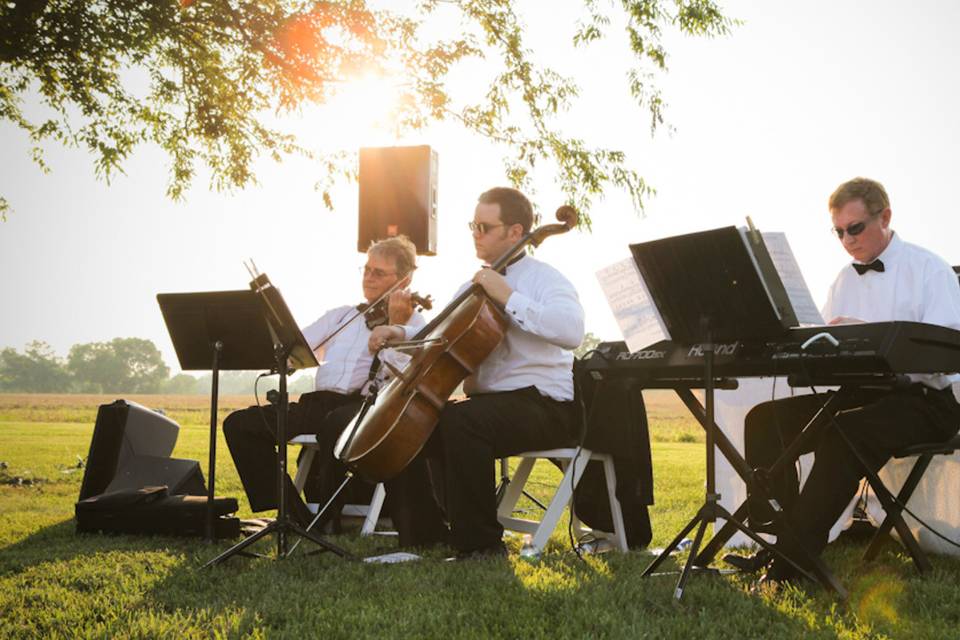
[751,571,784,595]
[752,560,801,594]
[723,549,774,573]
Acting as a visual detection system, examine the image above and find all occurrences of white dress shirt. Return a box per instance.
[302,305,426,395]
[405,255,585,401]
[823,232,960,389]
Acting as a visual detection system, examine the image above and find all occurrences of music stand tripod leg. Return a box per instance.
[641,506,706,577]
[273,352,353,560]
[288,522,353,558]
[674,516,710,600]
[288,474,357,556]
[695,502,749,565]
[203,520,276,567]
[205,353,355,566]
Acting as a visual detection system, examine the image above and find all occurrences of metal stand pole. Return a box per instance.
[275,349,289,557]
[206,340,222,543]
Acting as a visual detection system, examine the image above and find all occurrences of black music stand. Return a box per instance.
[158,290,276,542]
[158,282,350,565]
[629,226,829,600]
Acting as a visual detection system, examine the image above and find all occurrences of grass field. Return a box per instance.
[1,392,959,638]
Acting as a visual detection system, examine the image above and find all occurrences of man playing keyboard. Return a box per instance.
[738,177,960,586]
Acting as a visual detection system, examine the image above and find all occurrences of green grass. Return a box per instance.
[1,394,959,638]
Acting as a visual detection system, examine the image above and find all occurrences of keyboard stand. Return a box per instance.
[664,386,849,598]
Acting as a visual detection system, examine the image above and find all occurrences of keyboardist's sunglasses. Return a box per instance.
[831,217,877,239]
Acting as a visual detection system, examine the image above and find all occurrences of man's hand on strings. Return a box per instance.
[368,324,405,353]
[387,289,414,324]
[473,268,512,306]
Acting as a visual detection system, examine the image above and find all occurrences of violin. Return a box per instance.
[361,291,434,330]
[312,281,433,355]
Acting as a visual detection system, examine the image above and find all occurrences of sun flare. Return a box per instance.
[321,73,403,147]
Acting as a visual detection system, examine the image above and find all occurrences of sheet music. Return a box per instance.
[737,227,782,322]
[761,232,824,325]
[596,258,671,352]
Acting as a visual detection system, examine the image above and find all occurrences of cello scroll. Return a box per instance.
[495,205,579,269]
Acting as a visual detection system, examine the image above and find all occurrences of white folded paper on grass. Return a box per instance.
[363,551,422,564]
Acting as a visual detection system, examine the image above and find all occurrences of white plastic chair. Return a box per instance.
[289,433,387,536]
[496,446,628,554]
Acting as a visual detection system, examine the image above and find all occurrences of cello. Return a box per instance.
[335,205,579,482]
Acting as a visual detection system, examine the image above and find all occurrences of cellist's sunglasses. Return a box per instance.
[468,221,505,235]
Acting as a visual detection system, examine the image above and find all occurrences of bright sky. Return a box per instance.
[2,1,959,374]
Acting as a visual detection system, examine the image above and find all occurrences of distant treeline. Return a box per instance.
[0,339,314,395]
[2,333,604,395]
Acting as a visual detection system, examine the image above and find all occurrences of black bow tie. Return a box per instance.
[852,259,885,275]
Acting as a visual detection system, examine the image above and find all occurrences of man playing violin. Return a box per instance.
[224,235,426,528]
[369,187,585,557]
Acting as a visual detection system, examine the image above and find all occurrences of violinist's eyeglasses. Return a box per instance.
[468,221,505,235]
[360,266,397,279]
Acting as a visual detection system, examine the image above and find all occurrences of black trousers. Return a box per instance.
[744,385,960,574]
[385,386,578,551]
[223,390,362,519]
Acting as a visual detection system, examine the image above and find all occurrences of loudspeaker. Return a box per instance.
[105,455,206,496]
[358,145,438,255]
[78,400,206,501]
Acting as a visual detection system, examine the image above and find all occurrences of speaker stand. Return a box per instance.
[205,340,222,543]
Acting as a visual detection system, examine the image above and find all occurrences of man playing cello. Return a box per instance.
[368,187,585,557]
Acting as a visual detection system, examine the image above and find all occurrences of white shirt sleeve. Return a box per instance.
[821,275,840,322]
[920,262,960,330]
[301,307,351,350]
[503,282,585,350]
